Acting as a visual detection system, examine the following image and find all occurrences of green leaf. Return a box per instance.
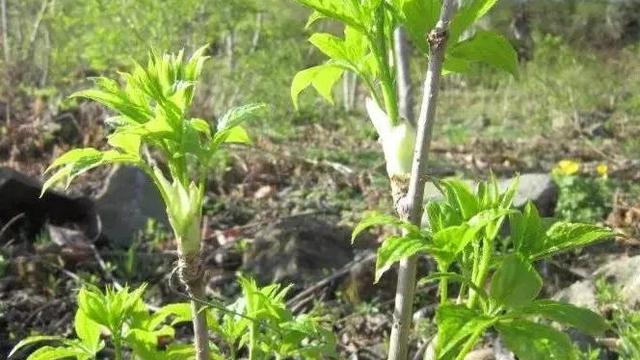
[401,0,441,53]
[352,211,420,243]
[375,234,429,282]
[449,0,499,43]
[532,223,614,260]
[490,254,542,308]
[519,300,608,336]
[74,309,103,352]
[430,224,479,268]
[510,201,545,256]
[9,336,68,358]
[150,303,192,329]
[44,148,104,174]
[436,304,494,359]
[189,118,213,138]
[441,178,479,220]
[222,126,252,145]
[42,150,139,195]
[497,320,577,360]
[24,346,88,360]
[309,33,349,61]
[217,103,266,132]
[107,131,142,156]
[291,64,344,108]
[76,287,109,328]
[295,0,365,32]
[305,11,327,29]
[425,201,463,233]
[448,31,518,76]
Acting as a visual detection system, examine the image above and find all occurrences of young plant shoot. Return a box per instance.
[353,178,614,360]
[39,47,264,360]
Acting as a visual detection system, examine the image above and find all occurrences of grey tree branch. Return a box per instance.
[387,1,458,360]
[394,27,414,126]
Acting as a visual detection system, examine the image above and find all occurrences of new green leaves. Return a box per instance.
[511,202,615,260]
[447,31,519,76]
[490,255,542,309]
[497,320,576,360]
[435,305,494,360]
[291,65,344,108]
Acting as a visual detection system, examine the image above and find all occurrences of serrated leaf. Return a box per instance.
[430,224,479,268]
[74,309,102,352]
[441,178,479,220]
[309,33,349,61]
[107,131,142,156]
[8,336,68,358]
[497,320,577,360]
[375,234,429,282]
[24,346,88,360]
[305,11,327,29]
[532,223,614,260]
[448,31,518,76]
[352,211,420,243]
[295,0,364,32]
[189,118,212,138]
[291,64,344,108]
[519,300,608,336]
[401,0,440,53]
[436,304,494,359]
[217,103,266,132]
[490,254,542,308]
[510,201,545,255]
[449,0,499,43]
[150,303,192,329]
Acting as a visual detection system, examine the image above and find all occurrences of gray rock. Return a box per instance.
[555,255,640,310]
[94,166,168,247]
[594,255,640,307]
[554,280,599,311]
[243,214,353,286]
[423,173,558,216]
[502,173,557,216]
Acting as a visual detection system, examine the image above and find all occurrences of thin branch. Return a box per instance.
[387,1,458,360]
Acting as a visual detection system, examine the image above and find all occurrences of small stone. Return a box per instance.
[94,166,168,247]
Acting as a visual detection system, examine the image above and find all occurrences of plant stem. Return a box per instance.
[248,320,258,360]
[387,2,458,360]
[468,236,493,309]
[178,234,210,360]
[439,277,448,304]
[188,279,210,360]
[113,335,123,360]
[454,327,484,360]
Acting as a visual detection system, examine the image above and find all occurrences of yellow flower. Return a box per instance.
[554,160,580,176]
[596,163,609,178]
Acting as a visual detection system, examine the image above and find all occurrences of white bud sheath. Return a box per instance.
[365,97,416,177]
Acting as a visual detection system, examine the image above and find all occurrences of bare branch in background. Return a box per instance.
[394,27,414,126]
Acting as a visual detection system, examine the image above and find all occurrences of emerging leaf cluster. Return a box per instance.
[41,46,265,251]
[209,275,337,359]
[10,276,337,360]
[353,177,615,360]
[10,284,195,360]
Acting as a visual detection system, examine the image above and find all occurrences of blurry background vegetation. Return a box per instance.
[0,0,638,140]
